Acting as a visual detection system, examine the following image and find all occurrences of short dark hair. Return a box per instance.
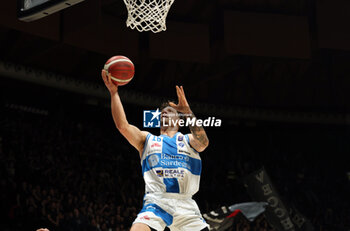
[159,101,170,111]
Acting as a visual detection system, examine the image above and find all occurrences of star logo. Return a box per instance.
[143,109,161,128]
[151,108,161,121]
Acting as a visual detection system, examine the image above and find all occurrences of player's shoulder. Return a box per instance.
[141,131,152,140]
[182,133,201,153]
[142,131,162,143]
[180,133,191,143]
[141,131,151,136]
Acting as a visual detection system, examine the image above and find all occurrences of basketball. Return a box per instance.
[104,55,135,86]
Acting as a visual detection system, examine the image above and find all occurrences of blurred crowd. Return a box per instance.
[1,104,349,231]
[1,106,143,231]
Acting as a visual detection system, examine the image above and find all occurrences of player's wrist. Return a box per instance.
[182,109,193,119]
[109,89,119,97]
[109,92,117,97]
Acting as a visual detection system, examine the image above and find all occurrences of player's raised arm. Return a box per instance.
[169,86,209,152]
[101,70,148,155]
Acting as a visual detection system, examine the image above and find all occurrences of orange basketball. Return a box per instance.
[104,55,135,86]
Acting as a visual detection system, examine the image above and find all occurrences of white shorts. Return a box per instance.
[133,193,209,231]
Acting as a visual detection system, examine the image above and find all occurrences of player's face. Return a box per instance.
[161,106,180,128]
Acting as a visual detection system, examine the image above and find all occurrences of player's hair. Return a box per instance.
[159,101,170,112]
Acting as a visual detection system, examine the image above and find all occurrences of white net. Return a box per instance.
[123,0,175,33]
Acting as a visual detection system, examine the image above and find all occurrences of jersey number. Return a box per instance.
[152,136,162,142]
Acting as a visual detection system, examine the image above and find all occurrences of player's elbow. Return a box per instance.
[203,138,209,150]
[116,123,128,133]
[197,139,209,152]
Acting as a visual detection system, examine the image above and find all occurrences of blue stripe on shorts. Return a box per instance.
[140,203,173,226]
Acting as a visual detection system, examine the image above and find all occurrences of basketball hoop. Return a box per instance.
[123,0,175,33]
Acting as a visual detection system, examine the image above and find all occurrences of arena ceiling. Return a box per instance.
[1,0,350,114]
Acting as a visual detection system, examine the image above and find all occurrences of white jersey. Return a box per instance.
[141,132,202,196]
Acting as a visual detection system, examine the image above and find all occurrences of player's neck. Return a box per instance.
[160,127,178,138]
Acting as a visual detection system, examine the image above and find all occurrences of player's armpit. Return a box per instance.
[118,124,149,153]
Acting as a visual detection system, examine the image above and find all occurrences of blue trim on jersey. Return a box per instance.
[140,203,173,226]
[163,178,180,193]
[142,153,201,175]
[185,134,199,154]
[141,133,151,160]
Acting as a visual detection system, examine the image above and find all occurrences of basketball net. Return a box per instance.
[123,0,175,33]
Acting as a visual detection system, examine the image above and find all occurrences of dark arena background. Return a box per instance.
[1,0,350,231]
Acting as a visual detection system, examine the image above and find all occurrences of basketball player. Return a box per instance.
[102,70,210,231]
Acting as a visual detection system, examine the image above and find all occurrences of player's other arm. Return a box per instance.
[169,86,209,152]
[102,70,148,154]
[186,112,209,152]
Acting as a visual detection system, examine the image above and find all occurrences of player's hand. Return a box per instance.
[169,85,192,115]
[36,228,49,231]
[101,69,118,95]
